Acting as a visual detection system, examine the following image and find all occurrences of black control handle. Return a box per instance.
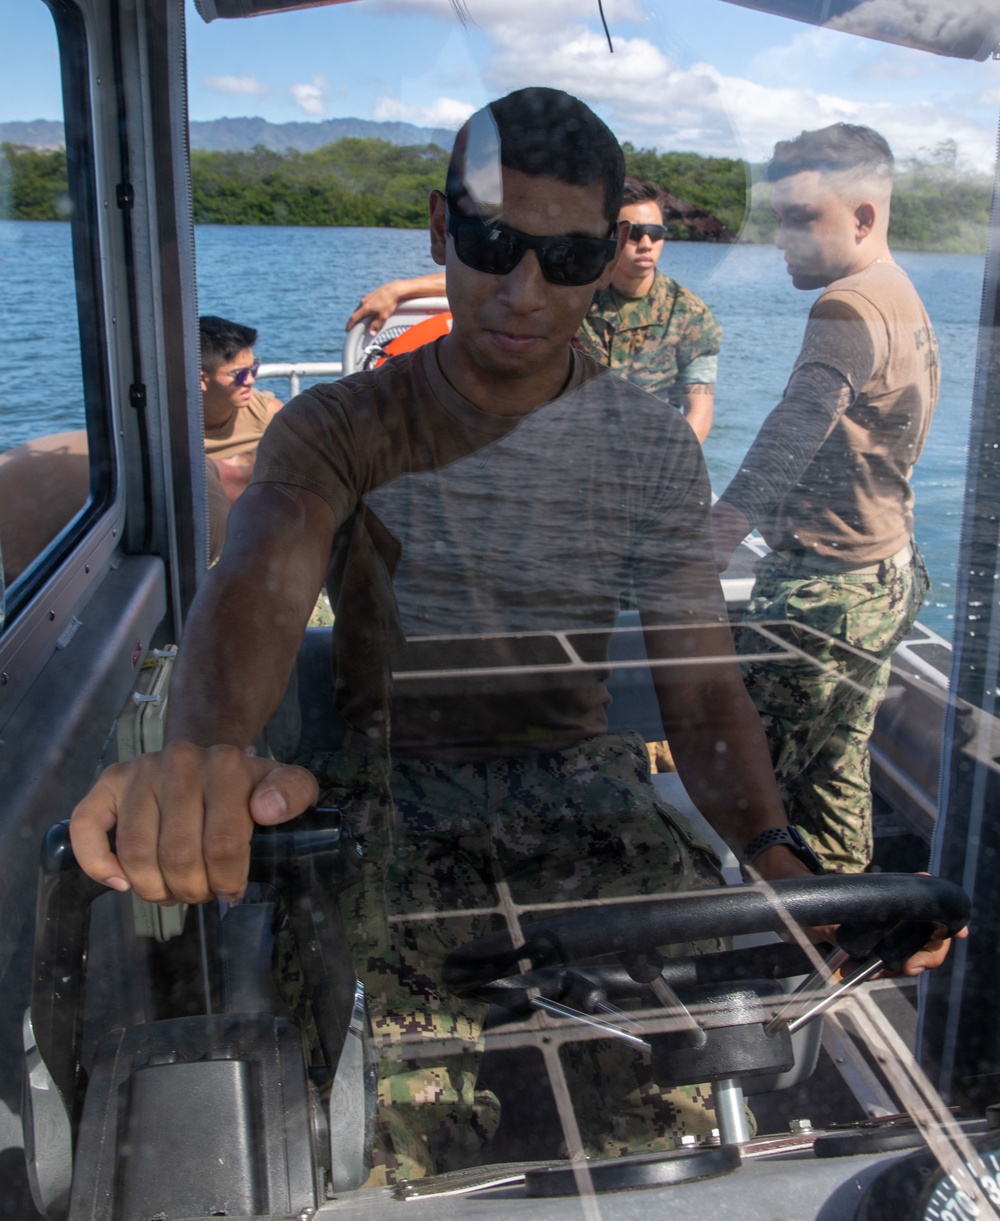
[31,811,359,1118]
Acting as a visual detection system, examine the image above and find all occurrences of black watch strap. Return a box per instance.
[740,826,825,879]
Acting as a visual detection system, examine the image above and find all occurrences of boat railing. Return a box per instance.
[258,299,448,393]
[257,361,343,398]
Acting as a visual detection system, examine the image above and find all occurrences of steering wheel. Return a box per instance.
[441,874,970,998]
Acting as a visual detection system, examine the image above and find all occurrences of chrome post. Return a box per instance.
[713,1078,750,1145]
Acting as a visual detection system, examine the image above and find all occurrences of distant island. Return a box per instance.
[0,118,990,252]
[0,124,746,239]
[0,114,460,154]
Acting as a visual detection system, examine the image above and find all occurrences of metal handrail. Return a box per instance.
[256,361,342,398]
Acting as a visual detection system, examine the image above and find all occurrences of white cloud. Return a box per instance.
[362,2,998,173]
[202,74,270,98]
[289,76,328,117]
[648,63,996,170]
[705,71,865,156]
[748,26,847,79]
[852,50,925,81]
[373,94,475,128]
[489,20,998,171]
[487,27,682,105]
[476,24,745,154]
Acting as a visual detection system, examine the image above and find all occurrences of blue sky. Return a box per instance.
[7,0,1000,170]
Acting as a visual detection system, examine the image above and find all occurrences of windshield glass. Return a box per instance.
[11,1,1000,1218]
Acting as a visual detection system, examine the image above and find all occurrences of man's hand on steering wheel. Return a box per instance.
[747,846,967,977]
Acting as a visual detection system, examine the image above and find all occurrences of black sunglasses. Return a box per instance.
[627,223,667,243]
[446,200,619,287]
[224,358,260,387]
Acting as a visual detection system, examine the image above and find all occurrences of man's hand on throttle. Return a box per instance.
[70,740,319,905]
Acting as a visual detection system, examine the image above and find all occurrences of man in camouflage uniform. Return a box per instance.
[70,91,843,1185]
[576,177,721,444]
[575,177,721,770]
[713,124,938,874]
[306,730,727,1181]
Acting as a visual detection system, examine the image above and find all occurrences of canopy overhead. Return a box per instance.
[721,0,1000,61]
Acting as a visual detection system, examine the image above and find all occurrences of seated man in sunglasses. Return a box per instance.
[200,314,283,505]
[345,181,721,443]
[71,87,955,1185]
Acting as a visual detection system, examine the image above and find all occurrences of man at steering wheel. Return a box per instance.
[70,87,957,1187]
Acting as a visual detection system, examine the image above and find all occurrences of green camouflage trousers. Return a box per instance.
[307,730,727,1185]
[736,546,930,874]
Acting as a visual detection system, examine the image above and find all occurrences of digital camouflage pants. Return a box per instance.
[736,546,930,874]
[306,731,727,1185]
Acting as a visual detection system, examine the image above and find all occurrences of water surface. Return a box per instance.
[0,219,982,638]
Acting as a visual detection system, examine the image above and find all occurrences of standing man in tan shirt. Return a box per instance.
[712,123,939,874]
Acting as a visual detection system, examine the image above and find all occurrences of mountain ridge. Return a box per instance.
[0,115,457,153]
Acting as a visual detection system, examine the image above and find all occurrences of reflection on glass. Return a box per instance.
[722,0,1000,60]
[0,8,88,597]
[11,0,1000,1216]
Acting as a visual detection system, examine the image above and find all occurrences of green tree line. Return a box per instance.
[622,143,748,237]
[0,138,449,228]
[190,139,448,226]
[2,136,992,252]
[0,144,70,220]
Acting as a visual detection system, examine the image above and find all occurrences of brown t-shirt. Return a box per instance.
[754,262,939,563]
[254,342,714,758]
[204,388,279,459]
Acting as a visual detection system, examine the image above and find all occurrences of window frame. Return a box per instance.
[0,0,126,731]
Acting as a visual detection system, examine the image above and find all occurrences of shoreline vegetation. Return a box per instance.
[1,136,991,253]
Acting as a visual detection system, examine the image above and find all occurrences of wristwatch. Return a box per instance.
[740,825,825,881]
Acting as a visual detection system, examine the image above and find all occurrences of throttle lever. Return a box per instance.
[622,948,706,1048]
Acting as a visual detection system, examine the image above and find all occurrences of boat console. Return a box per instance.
[22,815,972,1221]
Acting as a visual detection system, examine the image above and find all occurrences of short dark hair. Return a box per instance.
[768,123,894,185]
[621,177,664,215]
[446,87,625,227]
[199,315,258,368]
